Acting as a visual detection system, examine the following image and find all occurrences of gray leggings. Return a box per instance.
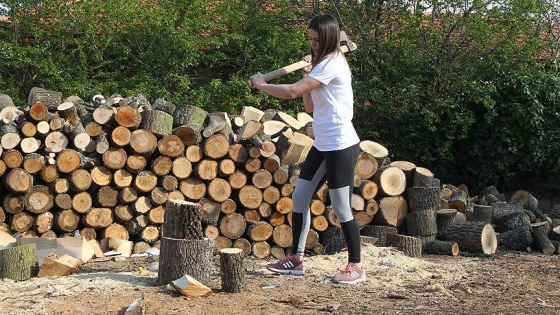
[291,144,361,263]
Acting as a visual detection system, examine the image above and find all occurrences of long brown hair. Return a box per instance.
[308,14,341,67]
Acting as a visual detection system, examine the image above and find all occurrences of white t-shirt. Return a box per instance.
[308,52,360,151]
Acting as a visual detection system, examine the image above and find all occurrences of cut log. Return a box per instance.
[531,221,555,254]
[195,159,218,181]
[445,222,497,254]
[111,126,132,147]
[126,155,147,174]
[44,131,69,153]
[228,143,248,163]
[5,168,33,193]
[24,185,54,214]
[173,105,208,127]
[448,189,469,213]
[219,213,246,239]
[473,205,493,223]
[102,147,128,170]
[201,133,230,159]
[500,226,533,251]
[372,166,406,197]
[387,234,422,257]
[0,243,38,280]
[72,191,93,214]
[240,106,264,123]
[510,189,539,211]
[157,134,185,158]
[174,124,203,145]
[207,178,232,203]
[247,221,273,242]
[82,208,113,229]
[134,170,158,193]
[57,149,93,173]
[115,106,142,128]
[140,109,173,137]
[407,187,440,212]
[413,167,439,188]
[3,149,23,169]
[359,140,389,166]
[150,156,173,176]
[422,240,459,256]
[251,241,270,259]
[435,208,457,239]
[219,248,246,293]
[354,152,378,180]
[360,225,399,246]
[129,129,158,156]
[158,238,215,286]
[180,177,206,200]
[406,210,437,237]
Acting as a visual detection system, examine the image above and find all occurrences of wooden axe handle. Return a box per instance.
[247,44,353,87]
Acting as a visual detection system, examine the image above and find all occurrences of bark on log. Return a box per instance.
[387,234,422,257]
[360,225,399,247]
[219,248,246,293]
[445,222,497,254]
[406,210,437,237]
[163,200,204,240]
[422,240,459,256]
[500,226,533,251]
[407,187,440,212]
[0,243,38,280]
[435,208,457,240]
[158,237,215,286]
[531,221,555,254]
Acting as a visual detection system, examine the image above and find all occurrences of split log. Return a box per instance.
[219,248,246,293]
[359,140,389,166]
[445,222,497,254]
[390,161,416,187]
[372,196,408,227]
[275,131,313,165]
[37,254,82,277]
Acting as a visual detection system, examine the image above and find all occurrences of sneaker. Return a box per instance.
[266,254,304,275]
[333,262,366,284]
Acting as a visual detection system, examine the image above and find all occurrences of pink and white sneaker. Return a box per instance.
[333,262,366,284]
[266,254,304,276]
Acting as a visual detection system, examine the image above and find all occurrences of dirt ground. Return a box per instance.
[1,245,560,315]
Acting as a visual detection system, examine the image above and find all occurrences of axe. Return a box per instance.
[247,31,357,87]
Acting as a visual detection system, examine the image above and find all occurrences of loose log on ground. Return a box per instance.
[445,222,497,254]
[500,226,533,251]
[406,210,438,237]
[360,225,399,247]
[422,240,459,256]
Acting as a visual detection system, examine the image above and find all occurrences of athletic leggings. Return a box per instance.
[291,143,361,263]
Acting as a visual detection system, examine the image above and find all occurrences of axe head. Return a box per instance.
[340,30,357,51]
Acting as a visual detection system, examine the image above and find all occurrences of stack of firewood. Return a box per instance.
[0,88,556,260]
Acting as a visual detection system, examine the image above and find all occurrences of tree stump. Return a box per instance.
[0,243,39,280]
[219,248,246,293]
[445,222,497,254]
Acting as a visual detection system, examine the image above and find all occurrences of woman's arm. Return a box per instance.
[253,76,321,100]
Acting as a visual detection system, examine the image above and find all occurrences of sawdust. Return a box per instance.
[0,244,468,315]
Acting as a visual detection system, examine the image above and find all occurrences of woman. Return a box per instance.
[250,14,364,284]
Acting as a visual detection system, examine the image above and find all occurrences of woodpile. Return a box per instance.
[0,88,558,263]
